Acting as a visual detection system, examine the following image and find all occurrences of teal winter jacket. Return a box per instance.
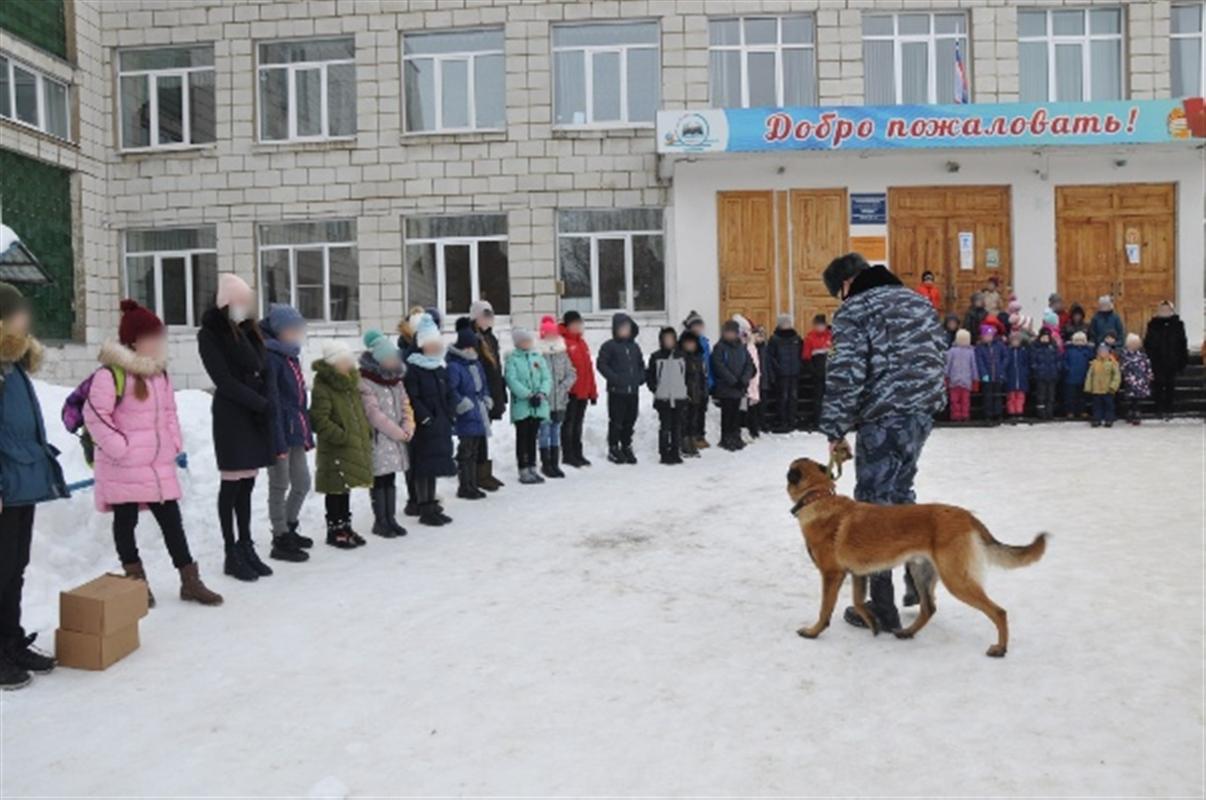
[505,348,553,423]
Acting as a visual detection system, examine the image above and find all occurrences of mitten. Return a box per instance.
[175,452,189,470]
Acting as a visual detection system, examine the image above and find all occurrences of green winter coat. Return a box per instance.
[310,360,374,494]
[504,347,552,423]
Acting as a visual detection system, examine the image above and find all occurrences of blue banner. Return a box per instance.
[657,97,1205,154]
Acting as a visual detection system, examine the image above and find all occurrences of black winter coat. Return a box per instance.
[1144,315,1189,377]
[755,342,771,392]
[476,327,508,421]
[403,361,457,478]
[710,338,755,400]
[682,349,708,405]
[596,313,645,395]
[766,328,803,381]
[197,308,274,471]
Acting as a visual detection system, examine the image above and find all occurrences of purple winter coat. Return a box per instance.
[944,345,978,390]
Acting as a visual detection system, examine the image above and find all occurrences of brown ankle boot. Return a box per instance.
[123,562,155,608]
[179,563,224,606]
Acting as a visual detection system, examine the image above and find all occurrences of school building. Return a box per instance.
[0,0,1201,387]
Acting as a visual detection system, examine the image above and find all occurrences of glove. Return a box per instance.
[551,410,565,423]
[530,394,543,409]
[590,397,597,406]
[175,452,189,470]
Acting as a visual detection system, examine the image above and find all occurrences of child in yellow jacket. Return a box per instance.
[1084,343,1121,428]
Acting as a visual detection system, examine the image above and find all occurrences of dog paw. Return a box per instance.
[893,629,914,640]
[985,645,1007,658]
[796,625,821,639]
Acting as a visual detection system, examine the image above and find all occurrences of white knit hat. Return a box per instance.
[321,339,354,365]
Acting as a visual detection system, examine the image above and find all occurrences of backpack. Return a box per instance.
[61,366,126,468]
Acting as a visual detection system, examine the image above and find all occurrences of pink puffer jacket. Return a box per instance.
[83,341,184,511]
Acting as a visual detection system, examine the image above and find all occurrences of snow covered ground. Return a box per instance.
[2,380,1202,797]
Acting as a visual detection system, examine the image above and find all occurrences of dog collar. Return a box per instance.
[789,488,835,517]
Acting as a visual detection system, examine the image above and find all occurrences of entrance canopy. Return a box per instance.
[657,98,1205,155]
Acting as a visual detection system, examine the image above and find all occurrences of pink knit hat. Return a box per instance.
[539,314,558,338]
[215,273,253,309]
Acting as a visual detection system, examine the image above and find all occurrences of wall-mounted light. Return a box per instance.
[1113,158,1128,168]
[945,160,960,173]
[776,165,786,175]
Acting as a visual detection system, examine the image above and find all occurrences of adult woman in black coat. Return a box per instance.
[403,313,458,527]
[470,300,507,490]
[197,274,275,582]
[1143,301,1189,418]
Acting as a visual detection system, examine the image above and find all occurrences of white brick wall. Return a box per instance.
[0,0,1181,386]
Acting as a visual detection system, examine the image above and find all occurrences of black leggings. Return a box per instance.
[113,500,193,569]
[218,477,255,546]
[515,417,540,469]
[373,473,396,490]
[414,474,437,505]
[563,396,588,455]
[325,493,350,521]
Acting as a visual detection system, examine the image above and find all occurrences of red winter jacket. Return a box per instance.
[916,282,942,311]
[561,324,598,401]
[802,328,832,361]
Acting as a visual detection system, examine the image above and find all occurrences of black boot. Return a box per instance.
[384,484,408,536]
[3,634,54,674]
[224,543,259,582]
[540,447,562,479]
[457,459,485,499]
[270,532,310,562]
[370,485,398,538]
[404,471,421,514]
[419,501,448,527]
[239,540,274,577]
[288,521,314,549]
[622,445,638,464]
[326,518,358,549]
[549,446,566,477]
[607,445,625,464]
[0,654,30,691]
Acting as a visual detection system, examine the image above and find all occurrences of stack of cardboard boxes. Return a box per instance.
[55,575,148,670]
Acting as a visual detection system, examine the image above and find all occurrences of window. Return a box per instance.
[0,53,70,140]
[1172,3,1205,97]
[124,227,217,327]
[557,209,664,314]
[405,214,510,317]
[258,221,358,322]
[862,13,969,104]
[1018,8,1125,102]
[257,38,356,142]
[403,28,504,132]
[552,21,659,127]
[118,46,215,150]
[708,16,817,107]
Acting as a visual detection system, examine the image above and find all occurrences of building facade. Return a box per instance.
[0,0,1202,387]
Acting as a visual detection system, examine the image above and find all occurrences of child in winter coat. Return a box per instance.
[560,310,596,467]
[1062,331,1094,418]
[1029,327,1062,420]
[537,316,577,479]
[752,324,771,433]
[982,276,1003,314]
[975,324,1007,421]
[311,341,373,549]
[916,270,942,311]
[359,330,414,538]
[681,311,713,449]
[86,300,223,609]
[766,314,803,432]
[1040,311,1064,353]
[711,320,755,451]
[678,330,707,458]
[942,314,961,348]
[1061,304,1090,343]
[944,329,977,422]
[197,274,275,582]
[596,313,644,464]
[262,303,313,563]
[731,315,762,439]
[0,282,67,689]
[468,300,507,491]
[446,319,493,499]
[1119,333,1154,425]
[802,314,832,431]
[403,314,458,526]
[646,327,689,465]
[1003,330,1031,418]
[1084,343,1122,427]
[963,293,989,343]
[505,328,553,484]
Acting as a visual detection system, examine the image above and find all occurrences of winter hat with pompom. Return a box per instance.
[979,324,996,340]
[363,329,399,363]
[414,314,442,348]
[264,303,304,336]
[215,273,253,310]
[1042,310,1059,328]
[321,339,354,366]
[118,299,165,346]
[955,328,971,346]
[539,315,559,338]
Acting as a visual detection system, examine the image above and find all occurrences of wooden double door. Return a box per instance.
[717,188,847,329]
[1055,183,1176,335]
[887,186,1012,314]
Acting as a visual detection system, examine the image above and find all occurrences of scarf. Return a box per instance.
[407,351,446,371]
[265,337,301,358]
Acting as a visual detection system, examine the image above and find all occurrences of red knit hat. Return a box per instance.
[539,314,558,338]
[118,299,165,346]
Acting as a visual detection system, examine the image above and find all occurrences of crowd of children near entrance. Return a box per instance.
[0,267,1195,689]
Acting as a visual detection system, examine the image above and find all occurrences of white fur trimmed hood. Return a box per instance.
[98,339,167,377]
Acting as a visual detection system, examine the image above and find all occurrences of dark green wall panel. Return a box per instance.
[0,0,68,60]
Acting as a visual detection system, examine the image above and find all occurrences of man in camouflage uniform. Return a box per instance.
[818,253,946,631]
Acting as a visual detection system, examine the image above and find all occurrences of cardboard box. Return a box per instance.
[59,574,148,636]
[55,624,139,671]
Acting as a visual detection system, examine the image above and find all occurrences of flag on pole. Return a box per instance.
[954,40,970,103]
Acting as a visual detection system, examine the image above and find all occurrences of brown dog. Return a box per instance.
[786,457,1046,657]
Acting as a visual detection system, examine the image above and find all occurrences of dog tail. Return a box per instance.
[979,526,1048,569]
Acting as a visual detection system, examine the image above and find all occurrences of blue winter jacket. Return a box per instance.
[1030,342,1062,382]
[975,340,1008,383]
[1062,344,1094,386]
[445,346,492,438]
[263,337,314,455]
[817,266,946,441]
[1003,345,1031,392]
[1089,310,1125,346]
[0,356,67,507]
[699,334,714,391]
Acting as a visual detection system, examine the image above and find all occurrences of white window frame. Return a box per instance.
[401,29,505,134]
[0,52,70,141]
[551,22,660,130]
[405,232,508,316]
[1171,2,1206,97]
[258,225,358,323]
[117,46,215,152]
[1017,7,1126,101]
[861,12,969,104]
[557,213,665,314]
[256,38,355,143]
[707,15,817,107]
[123,230,216,329]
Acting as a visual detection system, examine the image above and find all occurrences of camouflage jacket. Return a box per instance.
[818,266,947,441]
